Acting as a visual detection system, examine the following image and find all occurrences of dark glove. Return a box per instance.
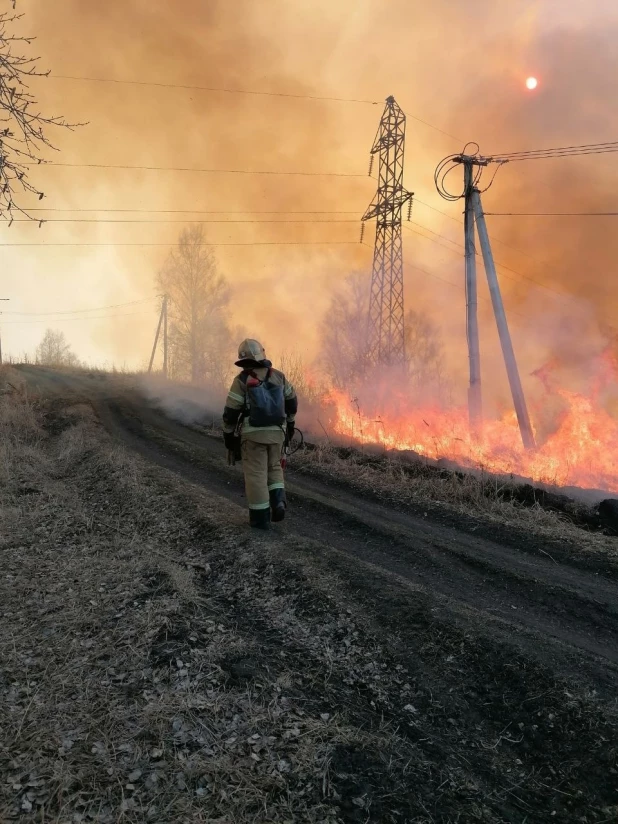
[286,422,295,444]
[224,432,241,460]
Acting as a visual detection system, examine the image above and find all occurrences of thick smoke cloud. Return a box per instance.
[2,0,616,415]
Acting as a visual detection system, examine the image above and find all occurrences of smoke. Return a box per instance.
[138,374,223,427]
[0,0,615,421]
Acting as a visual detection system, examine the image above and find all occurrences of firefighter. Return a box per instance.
[222,339,297,529]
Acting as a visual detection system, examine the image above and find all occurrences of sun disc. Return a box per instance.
[526,76,538,90]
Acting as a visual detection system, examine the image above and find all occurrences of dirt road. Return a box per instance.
[19,365,618,681]
[10,365,618,822]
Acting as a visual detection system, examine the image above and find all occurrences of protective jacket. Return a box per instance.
[222,363,297,438]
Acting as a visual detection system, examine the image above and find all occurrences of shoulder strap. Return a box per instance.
[240,368,271,384]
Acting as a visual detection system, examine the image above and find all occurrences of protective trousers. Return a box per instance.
[241,429,285,511]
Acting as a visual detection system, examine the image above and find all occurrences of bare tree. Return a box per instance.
[157,226,233,386]
[320,271,448,396]
[405,309,445,387]
[320,271,370,389]
[0,4,81,221]
[36,329,79,367]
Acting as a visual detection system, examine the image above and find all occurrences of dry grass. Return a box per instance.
[0,392,430,823]
[295,442,617,552]
[2,388,617,823]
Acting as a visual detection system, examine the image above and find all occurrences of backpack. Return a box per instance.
[240,368,286,427]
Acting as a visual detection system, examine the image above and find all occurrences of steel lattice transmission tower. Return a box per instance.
[362,96,413,365]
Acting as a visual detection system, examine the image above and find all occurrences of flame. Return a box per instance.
[322,365,618,493]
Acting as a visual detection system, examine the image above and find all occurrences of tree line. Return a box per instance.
[34,224,447,399]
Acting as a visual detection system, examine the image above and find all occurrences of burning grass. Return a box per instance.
[294,441,618,551]
[322,361,618,494]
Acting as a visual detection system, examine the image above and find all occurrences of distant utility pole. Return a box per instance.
[162,294,168,378]
[362,96,414,366]
[0,298,10,365]
[456,155,535,449]
[148,294,168,377]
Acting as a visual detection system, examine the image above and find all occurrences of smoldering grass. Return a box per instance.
[295,442,617,550]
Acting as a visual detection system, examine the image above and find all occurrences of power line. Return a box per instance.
[19,208,360,215]
[404,221,464,254]
[402,220,578,304]
[1,311,154,324]
[25,161,367,178]
[414,198,463,223]
[52,74,462,141]
[489,140,618,162]
[361,240,461,292]
[485,211,618,217]
[6,217,360,224]
[0,240,358,247]
[363,240,537,327]
[413,197,581,282]
[404,260,463,292]
[411,200,586,303]
[52,73,380,106]
[2,298,157,316]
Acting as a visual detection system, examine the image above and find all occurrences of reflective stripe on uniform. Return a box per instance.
[268,482,285,491]
[248,501,270,510]
[242,421,284,433]
[227,390,245,404]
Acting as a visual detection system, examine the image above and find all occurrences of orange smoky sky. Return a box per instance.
[2,0,618,408]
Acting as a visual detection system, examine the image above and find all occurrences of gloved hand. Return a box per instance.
[286,422,295,445]
[224,432,241,465]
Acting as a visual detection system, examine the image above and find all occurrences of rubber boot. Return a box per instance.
[269,488,287,523]
[249,508,270,530]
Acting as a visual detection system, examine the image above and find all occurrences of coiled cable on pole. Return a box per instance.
[435,143,486,201]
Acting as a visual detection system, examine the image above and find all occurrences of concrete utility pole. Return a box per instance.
[0,298,10,365]
[162,294,168,379]
[454,155,535,450]
[471,189,536,449]
[148,295,167,374]
[463,162,482,435]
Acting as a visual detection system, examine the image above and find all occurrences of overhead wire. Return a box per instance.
[0,241,359,247]
[360,241,462,291]
[17,208,360,215]
[412,197,596,281]
[360,239,533,327]
[52,73,381,106]
[1,311,155,324]
[51,73,463,142]
[0,196,586,301]
[484,211,618,217]
[4,217,361,224]
[1,298,158,316]
[24,161,368,178]
[402,221,578,304]
[488,140,618,162]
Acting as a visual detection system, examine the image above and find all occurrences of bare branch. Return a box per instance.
[0,7,84,220]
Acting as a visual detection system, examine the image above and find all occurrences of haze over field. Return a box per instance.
[2,0,617,419]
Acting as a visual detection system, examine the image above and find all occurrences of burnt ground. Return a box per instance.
[1,364,618,823]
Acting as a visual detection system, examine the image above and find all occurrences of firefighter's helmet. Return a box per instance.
[235,338,267,367]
